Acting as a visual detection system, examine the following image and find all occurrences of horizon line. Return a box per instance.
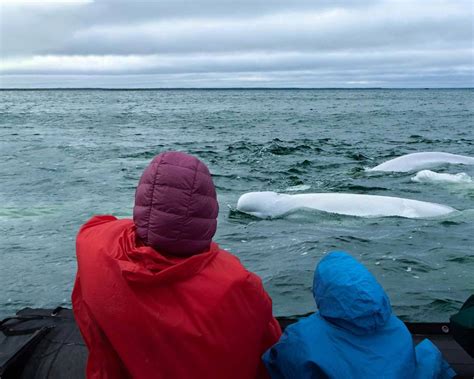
[1,87,473,91]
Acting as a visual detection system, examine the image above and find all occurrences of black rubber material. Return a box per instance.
[450,295,474,359]
[0,308,86,379]
[0,308,473,378]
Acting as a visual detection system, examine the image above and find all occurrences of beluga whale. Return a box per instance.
[236,191,456,219]
[411,170,473,184]
[368,152,474,173]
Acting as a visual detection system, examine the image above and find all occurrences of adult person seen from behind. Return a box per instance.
[72,151,281,379]
[263,251,455,379]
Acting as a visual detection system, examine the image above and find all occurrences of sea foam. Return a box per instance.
[411,170,472,184]
[285,184,311,192]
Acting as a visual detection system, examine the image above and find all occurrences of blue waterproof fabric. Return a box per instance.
[263,251,456,379]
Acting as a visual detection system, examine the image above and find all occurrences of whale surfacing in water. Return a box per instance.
[411,170,473,184]
[369,152,474,173]
[236,191,455,219]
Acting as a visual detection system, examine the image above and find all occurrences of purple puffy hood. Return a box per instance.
[133,151,219,257]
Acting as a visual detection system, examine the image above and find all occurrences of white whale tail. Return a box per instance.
[236,191,456,219]
[368,152,474,173]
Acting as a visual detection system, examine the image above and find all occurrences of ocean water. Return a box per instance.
[0,89,473,321]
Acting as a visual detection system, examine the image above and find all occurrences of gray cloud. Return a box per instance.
[1,1,374,56]
[2,49,471,75]
[0,0,472,87]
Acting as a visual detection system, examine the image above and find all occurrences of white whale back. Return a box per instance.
[411,170,473,184]
[369,152,474,172]
[236,191,456,219]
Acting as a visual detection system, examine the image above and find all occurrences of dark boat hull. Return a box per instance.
[1,308,473,378]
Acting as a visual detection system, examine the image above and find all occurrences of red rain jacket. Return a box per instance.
[72,216,281,379]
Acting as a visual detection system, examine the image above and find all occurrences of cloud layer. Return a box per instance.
[1,0,472,87]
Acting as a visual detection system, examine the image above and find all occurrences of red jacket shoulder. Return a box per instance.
[77,215,134,238]
[214,248,272,305]
[79,215,117,230]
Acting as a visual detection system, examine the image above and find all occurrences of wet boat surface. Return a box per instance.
[1,308,473,378]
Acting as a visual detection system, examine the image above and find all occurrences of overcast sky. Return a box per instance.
[0,0,473,88]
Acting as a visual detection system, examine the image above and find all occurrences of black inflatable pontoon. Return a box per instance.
[1,307,473,378]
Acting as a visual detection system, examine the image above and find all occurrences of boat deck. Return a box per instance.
[1,308,473,378]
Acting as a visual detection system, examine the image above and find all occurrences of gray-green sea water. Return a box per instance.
[0,89,473,321]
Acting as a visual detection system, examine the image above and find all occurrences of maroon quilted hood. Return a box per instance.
[133,151,219,256]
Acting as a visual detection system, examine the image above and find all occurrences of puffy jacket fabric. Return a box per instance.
[73,216,281,379]
[262,251,456,379]
[133,151,218,256]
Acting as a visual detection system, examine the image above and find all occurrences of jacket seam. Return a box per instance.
[158,160,209,174]
[146,155,163,245]
[176,160,199,241]
[136,205,216,220]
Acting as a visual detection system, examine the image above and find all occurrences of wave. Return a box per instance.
[284,184,311,192]
[0,206,59,218]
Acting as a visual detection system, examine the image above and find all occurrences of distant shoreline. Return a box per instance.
[1,87,473,91]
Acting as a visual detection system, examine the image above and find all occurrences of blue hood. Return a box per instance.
[313,251,392,334]
[263,251,456,379]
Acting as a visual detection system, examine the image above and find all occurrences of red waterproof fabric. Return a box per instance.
[72,216,281,379]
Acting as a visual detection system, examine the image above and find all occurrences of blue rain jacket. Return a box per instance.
[263,252,456,379]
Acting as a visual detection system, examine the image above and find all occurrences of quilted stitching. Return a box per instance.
[133,152,218,256]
